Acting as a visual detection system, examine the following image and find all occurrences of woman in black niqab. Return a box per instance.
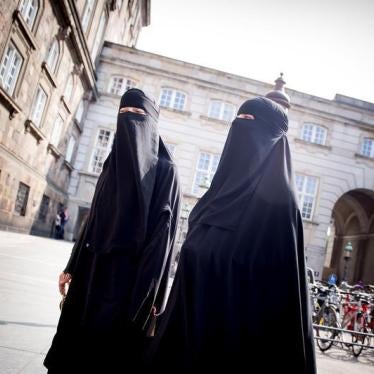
[146,97,316,373]
[44,89,181,373]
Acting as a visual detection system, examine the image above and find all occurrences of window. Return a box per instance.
[90,129,114,174]
[159,88,186,111]
[165,142,176,156]
[30,86,47,127]
[19,0,38,29]
[0,42,23,95]
[361,138,374,158]
[208,100,235,122]
[295,174,318,220]
[192,152,220,196]
[91,12,107,60]
[45,38,59,73]
[301,123,327,145]
[65,137,76,163]
[108,76,136,96]
[14,182,30,216]
[51,116,64,146]
[38,194,50,222]
[81,0,94,33]
[75,100,85,123]
[63,75,74,102]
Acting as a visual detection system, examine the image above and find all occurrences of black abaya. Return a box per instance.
[44,89,181,372]
[146,97,316,373]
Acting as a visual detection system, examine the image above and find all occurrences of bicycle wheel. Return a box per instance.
[352,327,368,357]
[316,307,338,352]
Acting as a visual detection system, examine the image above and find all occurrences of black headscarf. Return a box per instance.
[145,97,316,373]
[72,88,160,255]
[189,96,288,230]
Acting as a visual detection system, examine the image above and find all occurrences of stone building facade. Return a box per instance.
[67,42,374,284]
[0,0,150,236]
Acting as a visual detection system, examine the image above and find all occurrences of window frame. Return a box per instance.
[30,84,48,127]
[301,123,327,146]
[18,0,39,30]
[45,37,60,74]
[159,88,187,111]
[108,75,137,96]
[295,174,319,221]
[81,0,96,34]
[0,42,24,96]
[89,128,114,174]
[361,137,374,158]
[208,100,235,122]
[50,115,64,147]
[65,136,76,163]
[192,151,221,196]
[14,181,30,216]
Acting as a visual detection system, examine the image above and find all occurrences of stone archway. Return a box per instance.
[324,189,374,285]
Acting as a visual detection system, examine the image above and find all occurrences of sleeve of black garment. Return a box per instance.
[63,217,89,275]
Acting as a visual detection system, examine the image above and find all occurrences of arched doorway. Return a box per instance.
[324,189,374,285]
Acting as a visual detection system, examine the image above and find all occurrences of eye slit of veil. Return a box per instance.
[237,113,255,120]
[119,107,146,115]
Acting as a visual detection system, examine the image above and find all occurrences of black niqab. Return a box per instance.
[146,97,316,373]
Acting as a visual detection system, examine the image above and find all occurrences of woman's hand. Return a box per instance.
[58,272,72,296]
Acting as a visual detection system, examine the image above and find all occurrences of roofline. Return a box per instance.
[102,41,374,110]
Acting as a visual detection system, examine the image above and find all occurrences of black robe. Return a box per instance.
[146,97,316,373]
[44,89,181,373]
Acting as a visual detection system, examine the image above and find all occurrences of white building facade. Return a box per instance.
[67,42,374,284]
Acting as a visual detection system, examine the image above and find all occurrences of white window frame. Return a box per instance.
[63,74,74,103]
[45,38,59,73]
[192,152,220,196]
[159,88,186,111]
[65,136,76,163]
[295,174,318,221]
[50,115,64,146]
[91,11,107,60]
[208,100,235,122]
[30,85,47,127]
[0,42,23,95]
[75,100,85,123]
[361,138,374,158]
[19,0,39,29]
[301,123,327,145]
[108,76,136,96]
[81,0,95,33]
[90,129,114,174]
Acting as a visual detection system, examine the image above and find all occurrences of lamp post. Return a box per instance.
[342,241,353,282]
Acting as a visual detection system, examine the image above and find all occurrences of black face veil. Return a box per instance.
[189,96,289,230]
[83,88,160,254]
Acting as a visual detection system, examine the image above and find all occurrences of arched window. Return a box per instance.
[63,74,74,103]
[208,100,235,122]
[18,0,39,29]
[301,123,327,145]
[45,38,60,73]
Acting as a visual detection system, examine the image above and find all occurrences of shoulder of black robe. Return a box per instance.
[130,138,181,332]
[189,96,288,230]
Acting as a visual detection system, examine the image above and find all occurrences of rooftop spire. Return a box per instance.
[265,73,291,109]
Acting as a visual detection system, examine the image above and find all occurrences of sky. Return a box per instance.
[137,0,374,103]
